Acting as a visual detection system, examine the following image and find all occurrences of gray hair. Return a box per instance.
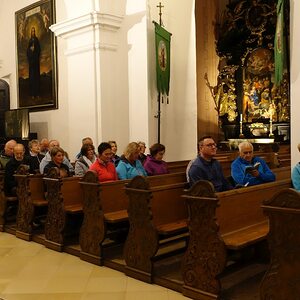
[238,141,253,152]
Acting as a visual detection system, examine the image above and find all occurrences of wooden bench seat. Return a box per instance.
[222,220,269,250]
[104,210,128,223]
[181,178,291,300]
[157,219,187,236]
[79,171,187,265]
[124,176,188,283]
[43,168,83,252]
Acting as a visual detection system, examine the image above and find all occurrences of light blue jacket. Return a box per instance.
[116,158,147,180]
[292,163,300,191]
[231,156,275,186]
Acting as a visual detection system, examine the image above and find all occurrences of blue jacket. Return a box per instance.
[292,163,300,191]
[188,156,232,192]
[116,157,147,180]
[231,156,275,186]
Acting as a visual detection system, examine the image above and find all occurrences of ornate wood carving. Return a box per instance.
[0,172,7,231]
[182,180,227,296]
[260,188,300,299]
[16,174,34,234]
[124,176,159,279]
[44,167,65,245]
[79,170,105,259]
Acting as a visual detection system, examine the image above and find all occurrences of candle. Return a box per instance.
[240,114,243,122]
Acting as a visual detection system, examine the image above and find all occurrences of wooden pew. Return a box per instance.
[124,175,188,283]
[79,171,130,265]
[14,166,47,241]
[79,171,187,266]
[43,168,83,252]
[167,160,189,173]
[0,171,18,231]
[181,178,291,300]
[260,188,300,299]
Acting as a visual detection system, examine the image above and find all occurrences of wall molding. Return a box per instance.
[50,11,123,38]
[64,42,117,56]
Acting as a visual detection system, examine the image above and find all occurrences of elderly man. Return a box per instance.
[39,138,49,155]
[231,141,275,186]
[4,144,30,196]
[39,139,74,174]
[187,136,232,191]
[0,139,17,169]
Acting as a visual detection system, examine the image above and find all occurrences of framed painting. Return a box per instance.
[15,0,57,111]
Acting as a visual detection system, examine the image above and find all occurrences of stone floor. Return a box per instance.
[0,232,267,299]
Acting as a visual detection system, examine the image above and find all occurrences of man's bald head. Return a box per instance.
[4,139,17,157]
[14,144,25,161]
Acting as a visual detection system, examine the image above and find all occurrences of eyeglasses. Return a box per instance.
[203,143,217,148]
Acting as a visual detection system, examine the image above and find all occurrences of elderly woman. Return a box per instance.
[90,142,118,182]
[143,143,169,176]
[137,141,147,164]
[75,143,96,177]
[116,142,147,180]
[28,139,45,174]
[108,140,120,166]
[43,147,70,177]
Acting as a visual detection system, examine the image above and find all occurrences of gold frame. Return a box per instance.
[15,0,57,111]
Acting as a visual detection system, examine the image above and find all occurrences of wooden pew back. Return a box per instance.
[150,183,187,227]
[60,176,83,210]
[217,180,290,236]
[124,175,187,282]
[182,178,292,299]
[260,188,300,299]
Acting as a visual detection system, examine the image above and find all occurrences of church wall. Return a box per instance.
[147,0,198,161]
[0,0,197,161]
[290,0,300,166]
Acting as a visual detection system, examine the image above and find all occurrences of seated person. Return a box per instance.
[89,142,118,182]
[144,143,169,176]
[137,141,147,164]
[231,141,275,186]
[4,144,30,196]
[44,147,71,177]
[187,136,232,191]
[292,143,300,191]
[39,138,49,156]
[116,142,147,180]
[75,143,97,177]
[40,139,74,174]
[0,139,17,170]
[75,137,94,160]
[28,139,45,173]
[108,140,121,166]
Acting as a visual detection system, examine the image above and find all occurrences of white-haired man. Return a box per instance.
[231,141,275,186]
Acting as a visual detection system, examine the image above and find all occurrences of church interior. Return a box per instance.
[0,0,300,299]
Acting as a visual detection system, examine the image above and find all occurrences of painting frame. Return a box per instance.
[15,0,57,111]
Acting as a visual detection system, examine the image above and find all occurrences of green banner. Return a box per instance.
[274,0,286,86]
[154,22,171,96]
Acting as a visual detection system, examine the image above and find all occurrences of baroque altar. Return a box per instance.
[206,0,290,141]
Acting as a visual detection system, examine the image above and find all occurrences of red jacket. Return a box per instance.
[89,159,118,182]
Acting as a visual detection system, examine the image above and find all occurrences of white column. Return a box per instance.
[50,11,123,157]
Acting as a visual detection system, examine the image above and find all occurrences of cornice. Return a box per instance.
[50,11,123,38]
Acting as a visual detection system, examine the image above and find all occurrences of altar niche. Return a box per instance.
[209,0,290,140]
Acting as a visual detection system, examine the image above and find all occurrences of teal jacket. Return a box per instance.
[292,163,300,191]
[116,157,147,180]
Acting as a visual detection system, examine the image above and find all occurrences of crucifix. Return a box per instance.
[157,2,164,26]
